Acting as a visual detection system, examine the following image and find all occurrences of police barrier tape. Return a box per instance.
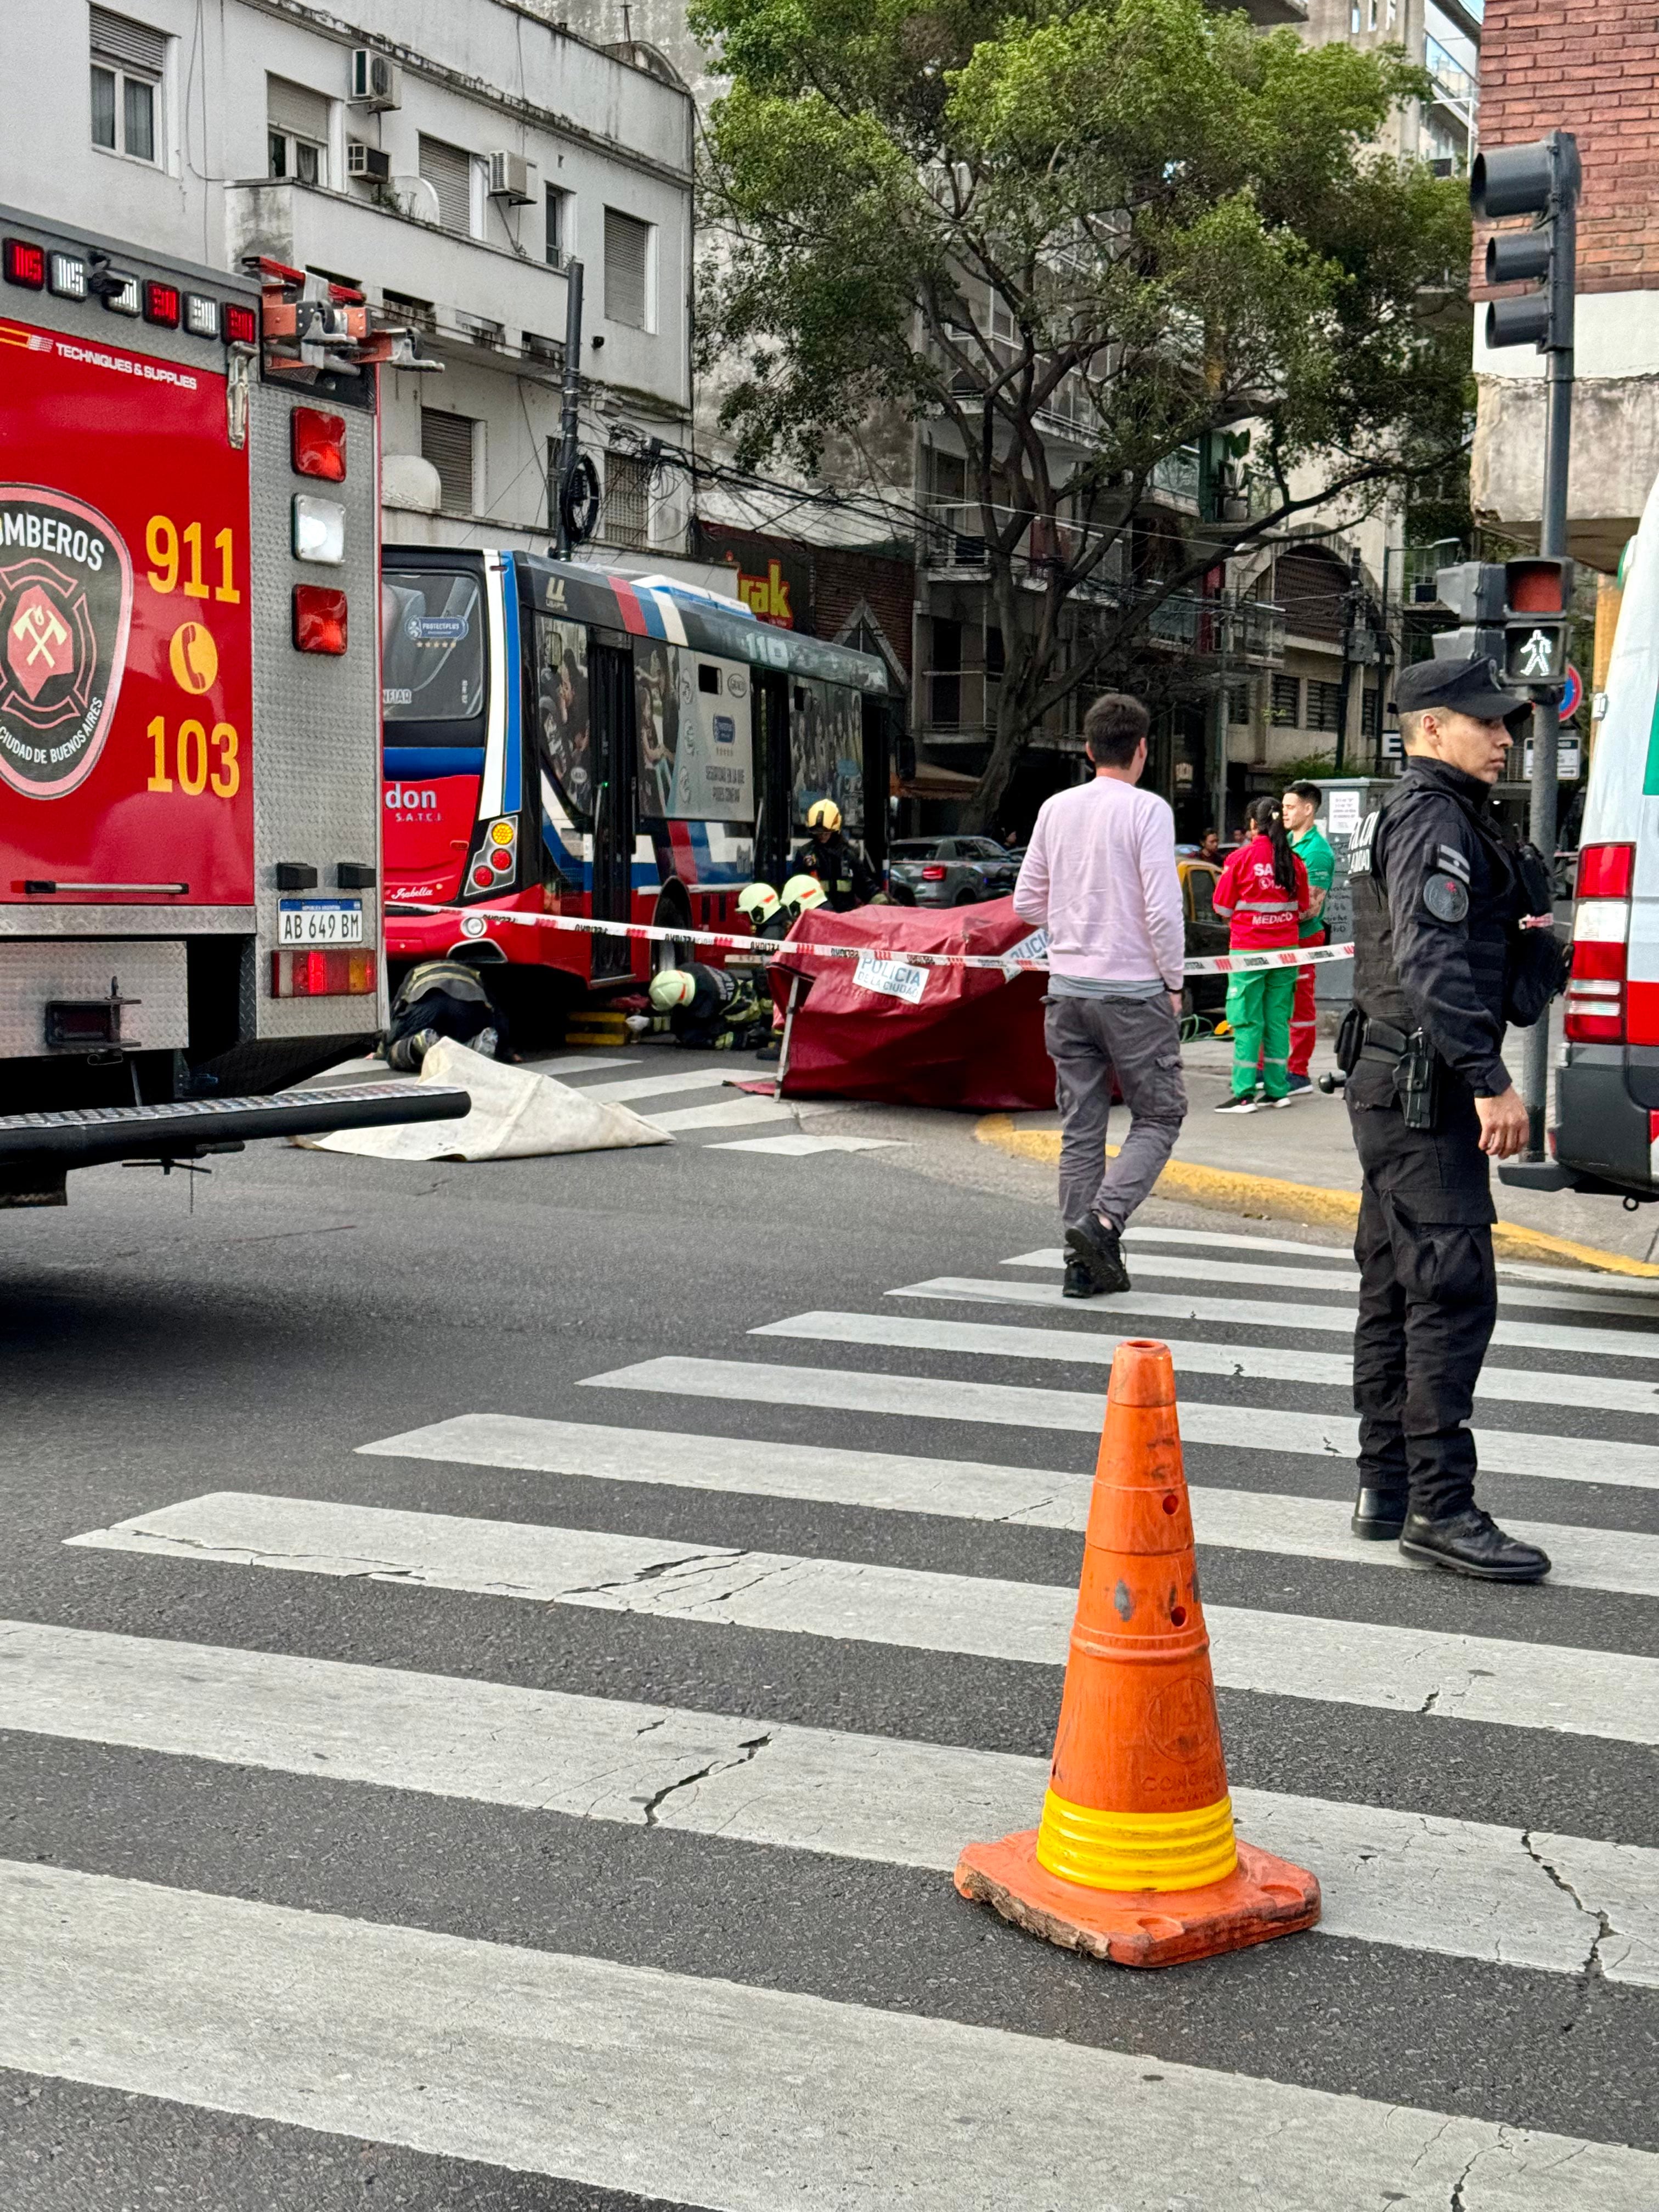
[402,904,1356,979]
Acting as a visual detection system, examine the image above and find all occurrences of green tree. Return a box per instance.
[692,0,1472,825]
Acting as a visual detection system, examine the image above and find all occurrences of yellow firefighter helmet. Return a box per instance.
[780,873,828,919]
[806,798,842,833]
[648,967,696,1011]
[737,881,781,927]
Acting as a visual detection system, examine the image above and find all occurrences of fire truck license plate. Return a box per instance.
[278,899,364,946]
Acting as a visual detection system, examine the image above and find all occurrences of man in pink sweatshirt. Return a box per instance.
[1012,693,1187,1297]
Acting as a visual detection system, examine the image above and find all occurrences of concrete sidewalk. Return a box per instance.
[988,1013,1659,1273]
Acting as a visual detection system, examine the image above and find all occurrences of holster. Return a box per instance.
[1361,1015,1441,1131]
[1334,1003,1365,1075]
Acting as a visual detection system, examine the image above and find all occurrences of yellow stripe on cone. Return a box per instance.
[1036,1790,1238,1894]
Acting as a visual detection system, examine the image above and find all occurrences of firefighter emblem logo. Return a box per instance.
[0,488,133,799]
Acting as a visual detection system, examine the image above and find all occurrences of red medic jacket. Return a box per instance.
[1212,834,1311,950]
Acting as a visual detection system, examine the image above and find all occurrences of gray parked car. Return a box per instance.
[887,837,1016,906]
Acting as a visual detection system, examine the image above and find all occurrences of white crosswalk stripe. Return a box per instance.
[751,1307,1659,1418]
[1121,1222,1659,1303]
[1010,1242,1659,1322]
[583,1351,1659,1488]
[15,1213,1659,2200]
[649,1095,798,1132]
[359,1412,1659,1595]
[897,1273,1659,1363]
[3,1621,1653,1984]
[65,1492,1659,1743]
[10,1860,1656,2210]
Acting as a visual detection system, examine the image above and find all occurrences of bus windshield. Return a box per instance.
[382,571,484,724]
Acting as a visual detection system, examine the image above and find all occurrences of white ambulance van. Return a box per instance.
[1542,468,1659,1201]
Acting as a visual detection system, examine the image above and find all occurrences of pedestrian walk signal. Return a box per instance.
[1431,557,1572,695]
[1502,555,1572,692]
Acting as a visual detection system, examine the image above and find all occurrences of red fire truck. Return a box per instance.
[0,204,465,1205]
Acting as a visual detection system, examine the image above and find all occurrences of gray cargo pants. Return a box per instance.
[1044,994,1188,1236]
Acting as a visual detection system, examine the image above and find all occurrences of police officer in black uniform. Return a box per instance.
[1342,656,1565,1582]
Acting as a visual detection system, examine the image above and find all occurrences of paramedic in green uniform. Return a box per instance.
[1280,780,1335,1094]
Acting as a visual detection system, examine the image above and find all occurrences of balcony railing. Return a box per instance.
[1425,36,1477,118]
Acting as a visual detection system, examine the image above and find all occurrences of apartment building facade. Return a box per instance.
[2,1,695,563]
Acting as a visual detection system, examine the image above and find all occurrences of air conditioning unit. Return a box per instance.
[488,151,537,205]
[349,48,402,111]
[347,142,391,183]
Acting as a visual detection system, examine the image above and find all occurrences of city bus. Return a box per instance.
[379,547,890,1025]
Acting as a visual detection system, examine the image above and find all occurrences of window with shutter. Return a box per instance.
[1271,675,1302,727]
[421,411,477,517]
[268,76,330,188]
[91,7,166,72]
[1306,679,1345,735]
[603,210,651,328]
[89,7,164,163]
[419,136,473,235]
[602,451,651,549]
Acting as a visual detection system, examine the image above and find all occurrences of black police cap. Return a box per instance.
[1391,655,1528,721]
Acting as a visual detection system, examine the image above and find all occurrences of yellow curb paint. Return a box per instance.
[973,1114,1659,1278]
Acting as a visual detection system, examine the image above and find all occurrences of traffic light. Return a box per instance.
[1432,561,1506,663]
[1502,555,1572,689]
[1429,557,1573,693]
[1471,133,1580,356]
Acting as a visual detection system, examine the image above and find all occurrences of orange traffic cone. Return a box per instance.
[955,1338,1320,1968]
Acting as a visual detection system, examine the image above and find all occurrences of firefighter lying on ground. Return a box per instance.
[647,962,773,1051]
[382,958,503,1071]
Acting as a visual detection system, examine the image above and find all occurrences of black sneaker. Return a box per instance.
[1064,1217,1131,1295]
[1062,1258,1103,1300]
[1284,1074,1313,1095]
[1399,1505,1551,1582]
[1214,1092,1259,1115]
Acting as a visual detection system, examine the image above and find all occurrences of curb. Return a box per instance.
[973,1114,1659,1278]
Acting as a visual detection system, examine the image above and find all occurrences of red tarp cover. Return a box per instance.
[769,897,1055,1109]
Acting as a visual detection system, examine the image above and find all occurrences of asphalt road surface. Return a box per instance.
[1,1045,1657,2209]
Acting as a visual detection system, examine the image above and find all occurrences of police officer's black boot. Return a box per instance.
[1399,1505,1551,1582]
[1062,1259,1102,1300]
[1351,1486,1408,1541]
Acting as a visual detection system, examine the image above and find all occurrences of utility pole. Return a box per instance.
[550,258,584,555]
[1471,131,1581,1160]
[1333,547,1368,776]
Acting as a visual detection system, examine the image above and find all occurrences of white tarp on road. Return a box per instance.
[296,1041,672,1163]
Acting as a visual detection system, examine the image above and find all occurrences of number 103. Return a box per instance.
[148,714,240,798]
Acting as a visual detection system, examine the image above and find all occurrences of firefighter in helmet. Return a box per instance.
[778,873,830,924]
[647,962,771,1051]
[737,881,789,943]
[788,798,878,911]
[382,958,504,1071]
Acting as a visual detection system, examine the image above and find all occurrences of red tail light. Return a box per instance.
[1576,843,1634,898]
[292,585,348,655]
[223,302,258,346]
[273,949,377,998]
[1564,872,1630,1043]
[143,280,180,328]
[921,865,947,881]
[292,406,347,482]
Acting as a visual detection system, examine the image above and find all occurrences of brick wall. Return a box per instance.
[811,545,915,682]
[1475,0,1659,296]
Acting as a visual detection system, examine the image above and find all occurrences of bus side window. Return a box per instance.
[698,664,721,695]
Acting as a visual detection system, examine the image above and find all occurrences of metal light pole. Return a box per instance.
[1525,136,1577,1160]
[1472,131,1580,1159]
[550,258,584,555]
